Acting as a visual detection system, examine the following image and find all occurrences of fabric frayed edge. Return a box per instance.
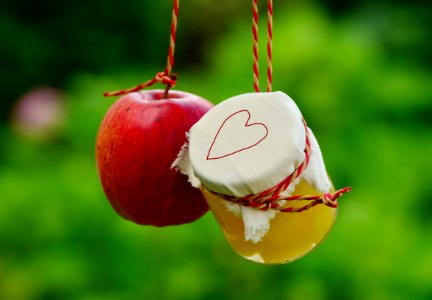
[170,134,201,189]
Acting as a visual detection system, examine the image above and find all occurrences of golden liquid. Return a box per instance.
[202,180,337,264]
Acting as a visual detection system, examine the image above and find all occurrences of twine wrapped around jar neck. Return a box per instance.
[208,118,352,213]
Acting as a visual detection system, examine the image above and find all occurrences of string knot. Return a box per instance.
[323,187,352,209]
[155,72,177,87]
[322,193,338,208]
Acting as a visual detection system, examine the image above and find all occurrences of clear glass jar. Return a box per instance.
[202,179,337,264]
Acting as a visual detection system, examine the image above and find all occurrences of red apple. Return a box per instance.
[96,89,213,226]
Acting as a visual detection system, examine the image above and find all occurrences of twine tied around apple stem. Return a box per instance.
[103,0,180,98]
[209,118,352,213]
[252,0,273,93]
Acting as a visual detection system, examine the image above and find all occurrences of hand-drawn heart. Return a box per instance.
[206,109,269,160]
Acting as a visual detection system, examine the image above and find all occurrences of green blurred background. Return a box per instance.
[1,0,431,299]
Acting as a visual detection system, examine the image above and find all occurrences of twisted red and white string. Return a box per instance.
[252,0,273,93]
[165,0,179,77]
[104,0,180,97]
[252,0,260,92]
[211,118,352,212]
[266,0,273,92]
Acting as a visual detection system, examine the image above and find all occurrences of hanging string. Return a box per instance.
[266,0,273,92]
[252,0,273,93]
[164,0,179,92]
[252,0,260,92]
[104,0,180,98]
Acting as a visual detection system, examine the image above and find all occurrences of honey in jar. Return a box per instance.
[202,180,336,264]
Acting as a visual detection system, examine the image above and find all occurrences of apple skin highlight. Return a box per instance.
[96,90,214,226]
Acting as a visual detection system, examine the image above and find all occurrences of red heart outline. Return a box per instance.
[206,109,269,160]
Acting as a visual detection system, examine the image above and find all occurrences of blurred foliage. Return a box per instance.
[1,0,432,299]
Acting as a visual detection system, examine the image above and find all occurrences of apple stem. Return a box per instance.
[163,85,171,99]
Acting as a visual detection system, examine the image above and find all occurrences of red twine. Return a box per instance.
[252,0,273,93]
[211,118,352,212]
[266,0,273,92]
[104,0,180,98]
[252,0,260,92]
